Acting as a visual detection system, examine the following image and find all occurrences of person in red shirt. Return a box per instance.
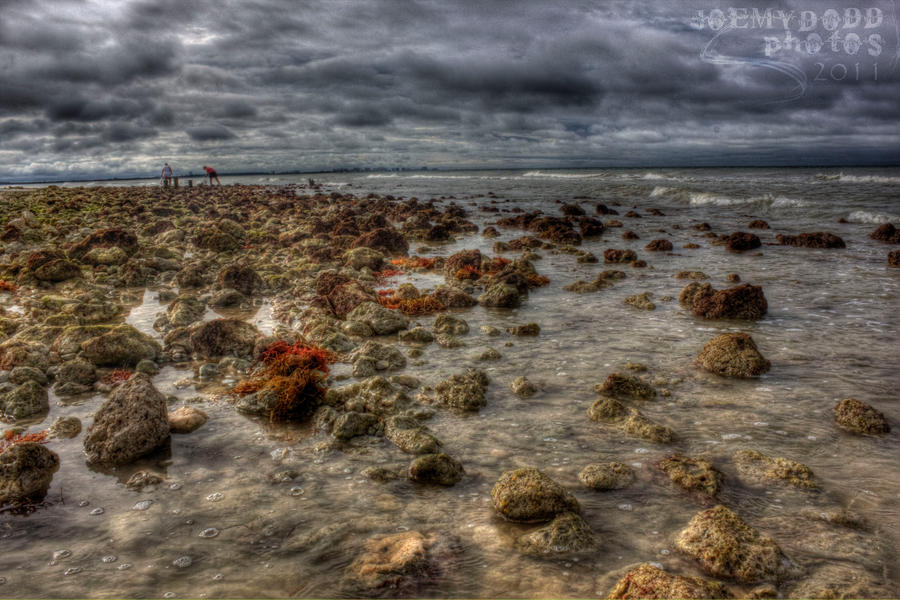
[202,165,221,186]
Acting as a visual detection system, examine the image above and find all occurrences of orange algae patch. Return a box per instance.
[455,264,482,280]
[1,430,48,453]
[102,369,132,385]
[526,274,551,288]
[485,257,511,273]
[231,340,335,422]
[374,268,404,285]
[377,291,445,316]
[391,257,438,270]
[0,280,17,293]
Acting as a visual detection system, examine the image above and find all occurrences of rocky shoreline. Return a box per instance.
[0,183,897,598]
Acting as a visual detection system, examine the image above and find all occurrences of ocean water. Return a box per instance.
[1,167,898,597]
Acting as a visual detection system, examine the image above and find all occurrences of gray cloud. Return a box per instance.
[1,0,899,181]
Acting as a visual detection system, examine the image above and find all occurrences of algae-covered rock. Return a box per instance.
[194,219,245,252]
[0,380,49,420]
[33,259,82,282]
[579,462,633,490]
[676,505,789,583]
[432,284,478,308]
[0,443,60,504]
[777,232,845,249]
[624,292,656,310]
[384,415,442,454]
[330,411,380,440]
[168,406,208,434]
[189,318,259,359]
[398,327,434,345]
[622,409,674,443]
[55,358,97,389]
[658,454,723,497]
[69,227,139,260]
[80,324,161,367]
[0,340,51,371]
[409,453,464,486]
[478,283,521,308]
[432,314,469,335]
[349,341,406,375]
[216,264,263,296]
[510,376,537,397]
[733,449,815,488]
[83,373,170,466]
[491,467,580,523]
[343,530,444,595]
[690,283,768,320]
[595,373,656,401]
[587,397,629,423]
[434,369,489,411]
[696,332,770,377]
[166,295,206,328]
[83,246,128,266]
[346,302,409,335]
[343,246,385,271]
[48,416,82,439]
[607,562,733,599]
[507,322,540,336]
[516,511,596,556]
[9,366,47,386]
[833,398,889,435]
[604,249,637,263]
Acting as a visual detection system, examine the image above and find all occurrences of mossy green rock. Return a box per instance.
[435,369,489,411]
[9,366,48,386]
[189,318,259,359]
[384,416,442,455]
[607,562,733,599]
[345,302,409,335]
[56,357,97,386]
[516,511,596,556]
[696,332,770,377]
[1,380,49,420]
[409,453,464,486]
[676,505,789,583]
[166,295,206,327]
[478,283,521,308]
[80,324,161,367]
[491,467,580,523]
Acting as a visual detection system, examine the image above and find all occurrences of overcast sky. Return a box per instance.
[2,0,899,181]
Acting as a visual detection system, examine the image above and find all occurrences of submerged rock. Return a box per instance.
[48,416,82,439]
[603,248,637,263]
[168,406,208,434]
[507,322,540,336]
[0,443,60,504]
[595,373,656,401]
[478,283,521,308]
[686,283,768,320]
[83,373,170,467]
[409,453,464,486]
[725,232,761,252]
[384,415,442,455]
[645,239,673,252]
[733,449,815,488]
[607,563,733,599]
[777,232,846,249]
[346,302,409,335]
[622,409,674,443]
[833,398,890,435]
[587,397,629,423]
[658,454,723,497]
[516,511,596,556]
[696,333,770,377]
[624,292,655,310]
[432,314,469,335]
[331,411,380,440]
[578,462,633,490]
[491,467,580,523]
[676,505,789,583]
[343,530,446,595]
[434,369,489,411]
[510,376,537,397]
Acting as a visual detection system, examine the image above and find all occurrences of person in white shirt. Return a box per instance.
[161,162,173,187]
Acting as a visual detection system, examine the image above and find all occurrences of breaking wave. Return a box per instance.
[816,173,900,185]
[650,186,809,208]
[844,210,899,224]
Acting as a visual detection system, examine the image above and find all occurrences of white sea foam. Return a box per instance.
[651,187,810,208]
[817,172,900,184]
[845,210,900,224]
[642,172,667,180]
[522,170,600,179]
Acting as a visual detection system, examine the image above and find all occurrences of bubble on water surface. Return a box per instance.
[101,555,117,563]
[78,501,90,507]
[199,528,219,538]
[132,500,153,511]
[89,508,105,515]
[213,573,224,581]
[117,563,132,570]
[63,568,82,576]
[169,483,182,490]
[206,492,224,502]
[289,486,304,496]
[172,556,193,568]
[163,592,176,598]
[52,550,72,561]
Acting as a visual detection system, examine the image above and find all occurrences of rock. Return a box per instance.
[82,373,170,466]
[645,239,673,252]
[55,358,98,389]
[434,369,489,411]
[733,449,815,488]
[432,314,469,335]
[622,410,674,443]
[510,376,537,397]
[587,397,629,423]
[478,283,521,308]
[398,327,434,345]
[209,288,245,307]
[833,398,889,434]
[80,324,161,367]
[166,295,206,327]
[1,381,49,420]
[624,292,655,310]
[578,462,633,490]
[175,264,208,288]
[0,443,60,504]
[696,333,770,377]
[135,359,159,375]
[343,247,385,271]
[491,467,580,523]
[594,373,656,401]
[777,232,846,249]
[890,250,900,267]
[473,347,501,361]
[350,341,406,376]
[507,322,540,336]
[676,271,709,280]
[33,259,82,282]
[189,319,259,359]
[409,453,464,486]
[345,302,409,335]
[360,466,399,482]
[351,227,408,255]
[168,406,208,434]
[384,415,442,454]
[69,227,139,260]
[679,282,711,309]
[676,505,789,583]
[0,340,50,371]
[332,411,380,440]
[748,220,770,230]
[194,219,244,252]
[9,366,47,386]
[689,283,768,320]
[432,285,477,308]
[516,511,596,556]
[344,530,435,594]
[725,232,761,252]
[216,264,263,296]
[658,454,723,497]
[604,249,637,263]
[870,223,900,244]
[83,246,128,266]
[126,471,163,491]
[48,416,82,439]
[607,563,733,599]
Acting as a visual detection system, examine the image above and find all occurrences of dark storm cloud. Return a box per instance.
[1,0,899,180]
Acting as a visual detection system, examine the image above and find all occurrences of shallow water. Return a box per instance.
[2,167,899,597]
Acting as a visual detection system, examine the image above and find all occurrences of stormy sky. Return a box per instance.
[2,0,899,181]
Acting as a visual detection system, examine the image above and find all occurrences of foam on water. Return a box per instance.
[845,210,899,224]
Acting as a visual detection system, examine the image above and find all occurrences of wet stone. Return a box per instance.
[510,376,537,397]
[595,373,656,401]
[506,322,540,336]
[434,369,489,411]
[658,454,723,497]
[168,406,208,434]
[515,511,596,556]
[733,449,815,489]
[607,562,733,599]
[696,332,770,378]
[834,398,889,435]
[578,462,634,490]
[491,467,580,523]
[622,409,675,444]
[408,453,464,486]
[48,416,82,439]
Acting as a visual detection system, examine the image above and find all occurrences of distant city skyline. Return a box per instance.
[2,0,899,182]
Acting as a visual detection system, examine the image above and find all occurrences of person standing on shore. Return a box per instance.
[161,162,173,187]
[203,165,221,186]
